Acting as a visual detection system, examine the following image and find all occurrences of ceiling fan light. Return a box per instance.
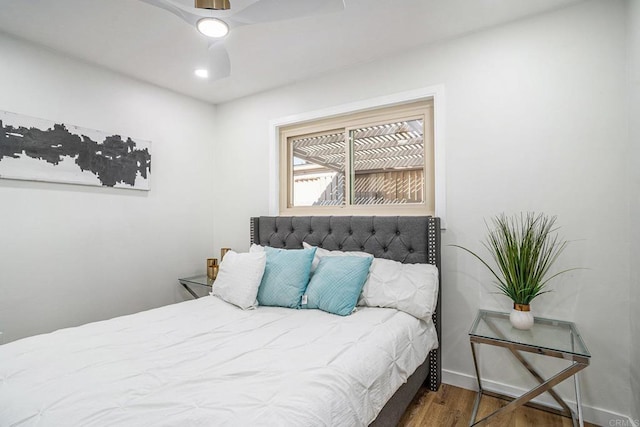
[196,18,229,38]
[195,0,230,10]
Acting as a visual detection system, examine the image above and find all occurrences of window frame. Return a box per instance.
[269,86,446,225]
[280,101,433,215]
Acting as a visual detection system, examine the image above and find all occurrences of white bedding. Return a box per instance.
[0,296,437,427]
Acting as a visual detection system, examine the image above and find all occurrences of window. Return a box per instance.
[279,100,434,215]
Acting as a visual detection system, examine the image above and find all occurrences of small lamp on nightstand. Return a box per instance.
[206,258,219,280]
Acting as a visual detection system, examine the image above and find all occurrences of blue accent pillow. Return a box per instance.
[257,246,316,308]
[304,256,373,316]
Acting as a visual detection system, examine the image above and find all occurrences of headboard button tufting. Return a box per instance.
[338,244,343,249]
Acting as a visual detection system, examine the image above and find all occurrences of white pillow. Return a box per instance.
[358,257,439,321]
[212,250,266,310]
[302,242,373,272]
[249,244,264,253]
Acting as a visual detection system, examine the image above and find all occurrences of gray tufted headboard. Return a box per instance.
[249,215,441,392]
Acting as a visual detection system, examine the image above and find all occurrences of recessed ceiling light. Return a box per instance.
[195,69,209,79]
[196,18,229,38]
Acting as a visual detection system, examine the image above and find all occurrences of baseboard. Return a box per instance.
[442,369,638,427]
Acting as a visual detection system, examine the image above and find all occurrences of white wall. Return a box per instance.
[627,0,640,419]
[213,0,632,422]
[0,33,216,343]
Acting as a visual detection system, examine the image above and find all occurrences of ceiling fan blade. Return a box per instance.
[208,44,231,80]
[228,0,345,26]
[138,0,210,27]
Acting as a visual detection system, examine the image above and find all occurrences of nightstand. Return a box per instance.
[178,275,214,299]
[469,309,590,427]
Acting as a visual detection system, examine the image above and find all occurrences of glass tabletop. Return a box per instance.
[470,310,590,358]
[179,274,214,288]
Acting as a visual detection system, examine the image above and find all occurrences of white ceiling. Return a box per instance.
[0,0,583,104]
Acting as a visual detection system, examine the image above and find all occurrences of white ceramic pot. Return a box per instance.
[510,304,534,330]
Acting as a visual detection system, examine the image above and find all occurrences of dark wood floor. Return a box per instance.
[398,384,599,426]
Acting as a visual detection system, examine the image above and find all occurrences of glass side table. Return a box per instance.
[178,274,213,299]
[469,310,590,427]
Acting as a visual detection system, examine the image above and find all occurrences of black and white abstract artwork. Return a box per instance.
[0,110,151,190]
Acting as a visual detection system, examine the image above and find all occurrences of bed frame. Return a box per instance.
[250,215,441,427]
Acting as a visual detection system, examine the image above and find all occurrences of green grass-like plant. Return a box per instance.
[453,213,573,305]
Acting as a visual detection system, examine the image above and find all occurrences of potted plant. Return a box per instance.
[453,213,574,330]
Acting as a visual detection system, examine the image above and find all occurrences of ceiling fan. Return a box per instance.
[139,0,346,80]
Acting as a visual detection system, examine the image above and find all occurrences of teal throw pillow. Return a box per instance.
[304,256,373,316]
[257,246,316,308]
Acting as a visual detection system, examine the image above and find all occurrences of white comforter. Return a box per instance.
[0,296,437,427]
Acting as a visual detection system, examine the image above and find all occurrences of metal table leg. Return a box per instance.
[469,342,482,426]
[470,361,586,426]
[575,369,584,427]
[482,317,573,417]
[180,282,199,299]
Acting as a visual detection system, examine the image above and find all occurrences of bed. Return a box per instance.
[0,215,441,426]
